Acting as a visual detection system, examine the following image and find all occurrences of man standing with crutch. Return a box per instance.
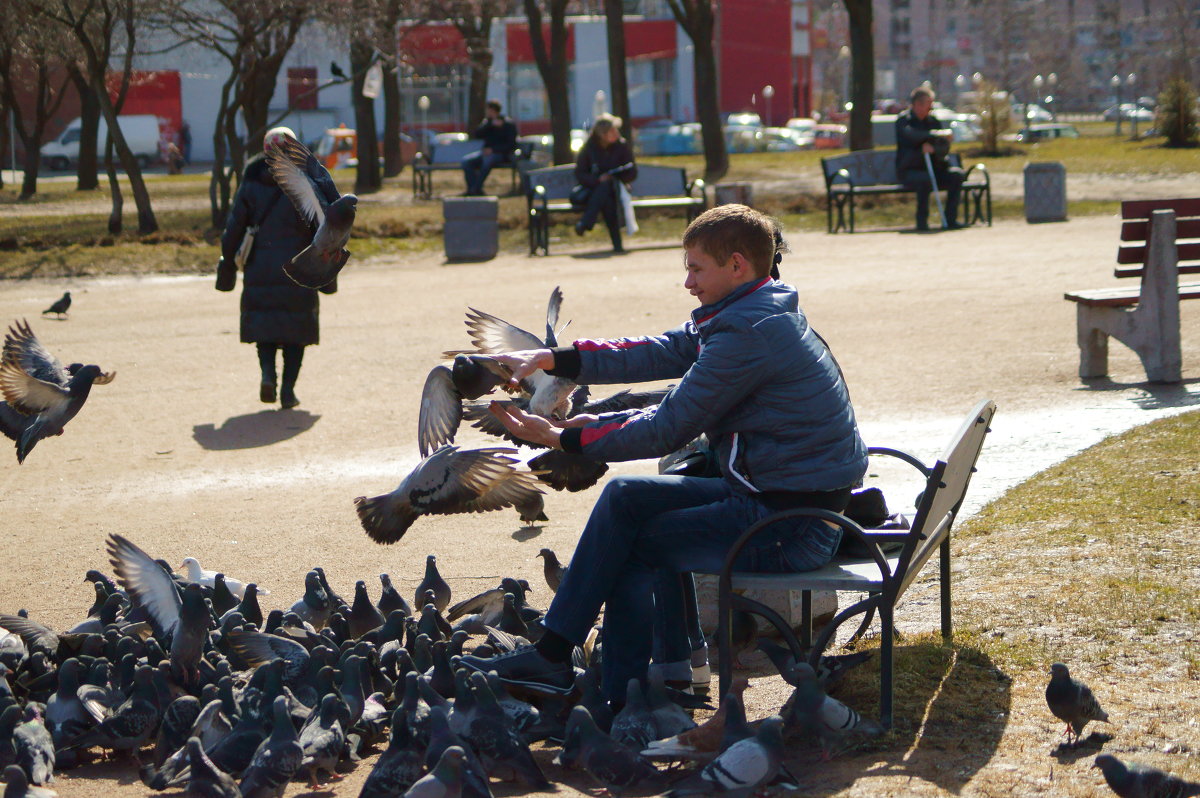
[896,87,964,231]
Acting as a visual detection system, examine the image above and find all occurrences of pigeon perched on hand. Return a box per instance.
[354,446,545,544]
[264,130,356,289]
[0,320,114,463]
[1046,662,1110,745]
[1093,754,1200,798]
[41,293,70,319]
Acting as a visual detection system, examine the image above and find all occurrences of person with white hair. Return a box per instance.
[216,127,341,409]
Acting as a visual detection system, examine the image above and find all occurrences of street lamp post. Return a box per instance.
[1128,73,1139,139]
[418,94,430,149]
[1047,73,1058,120]
[762,84,775,126]
[955,73,967,109]
[1111,74,1123,136]
[838,46,850,116]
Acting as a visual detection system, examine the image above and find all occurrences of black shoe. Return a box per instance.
[575,221,587,236]
[915,222,930,232]
[945,220,964,230]
[260,382,277,403]
[457,645,574,692]
[280,387,299,409]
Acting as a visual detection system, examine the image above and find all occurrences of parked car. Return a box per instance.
[761,127,809,151]
[725,124,763,153]
[1016,123,1080,142]
[784,117,817,148]
[315,126,419,169]
[1011,103,1055,123]
[1102,103,1154,122]
[41,114,162,170]
[812,123,847,149]
[724,112,763,128]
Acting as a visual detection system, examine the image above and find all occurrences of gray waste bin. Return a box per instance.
[714,182,753,208]
[443,196,499,261]
[1023,161,1067,223]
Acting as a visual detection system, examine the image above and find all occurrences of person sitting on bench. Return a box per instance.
[572,114,638,253]
[462,99,518,196]
[896,86,964,231]
[457,204,868,703]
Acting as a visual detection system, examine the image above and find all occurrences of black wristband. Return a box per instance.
[560,428,583,454]
[545,346,581,379]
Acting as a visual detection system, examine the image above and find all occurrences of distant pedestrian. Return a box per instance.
[180,121,192,165]
[461,100,518,196]
[216,126,339,409]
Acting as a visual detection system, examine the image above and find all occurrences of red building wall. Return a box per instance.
[718,0,795,125]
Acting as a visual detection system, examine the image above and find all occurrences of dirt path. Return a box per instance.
[0,214,1197,796]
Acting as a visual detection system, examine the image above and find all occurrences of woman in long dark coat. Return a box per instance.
[573,113,637,253]
[216,127,339,409]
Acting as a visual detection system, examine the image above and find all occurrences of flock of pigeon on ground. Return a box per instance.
[1,133,1196,796]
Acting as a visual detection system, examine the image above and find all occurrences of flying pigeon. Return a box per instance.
[1046,662,1110,745]
[40,293,70,319]
[1093,754,1200,798]
[665,715,786,798]
[0,320,115,463]
[264,130,357,289]
[417,354,512,458]
[353,446,545,544]
[783,662,882,758]
[557,705,660,796]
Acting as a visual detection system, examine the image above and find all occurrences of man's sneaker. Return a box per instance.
[691,646,713,700]
[457,645,574,693]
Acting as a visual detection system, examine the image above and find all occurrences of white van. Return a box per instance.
[41,115,162,170]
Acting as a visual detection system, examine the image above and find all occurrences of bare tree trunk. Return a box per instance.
[104,132,123,234]
[382,61,403,177]
[68,65,101,191]
[603,0,632,146]
[845,0,874,150]
[465,37,493,130]
[351,39,381,194]
[4,62,70,200]
[524,0,573,164]
[210,71,238,227]
[665,0,727,181]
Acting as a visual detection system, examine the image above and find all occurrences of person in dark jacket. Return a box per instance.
[895,86,964,230]
[458,204,868,701]
[462,100,518,196]
[573,113,637,253]
[216,126,338,409]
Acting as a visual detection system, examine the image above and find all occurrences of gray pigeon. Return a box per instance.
[41,292,70,318]
[63,665,160,761]
[417,355,512,457]
[298,694,345,787]
[153,695,201,768]
[424,706,493,798]
[354,446,545,544]
[239,696,303,798]
[0,320,115,463]
[360,705,425,797]
[406,745,466,798]
[44,659,89,748]
[264,131,356,289]
[290,570,332,629]
[1093,754,1200,798]
[611,678,657,750]
[416,555,452,614]
[2,765,56,798]
[462,672,549,788]
[783,662,882,758]
[348,580,386,639]
[1046,662,1110,744]
[665,715,786,798]
[536,548,565,593]
[182,736,240,798]
[647,670,698,740]
[377,573,413,618]
[643,679,751,761]
[557,705,660,796]
[12,707,53,785]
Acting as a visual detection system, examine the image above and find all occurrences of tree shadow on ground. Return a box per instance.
[192,409,320,450]
[1074,376,1200,410]
[780,637,1011,795]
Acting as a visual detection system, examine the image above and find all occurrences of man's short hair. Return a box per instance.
[486,99,502,113]
[910,87,935,104]
[682,204,781,278]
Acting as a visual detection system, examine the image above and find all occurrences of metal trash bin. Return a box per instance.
[714,182,753,208]
[443,196,499,261]
[1023,162,1067,223]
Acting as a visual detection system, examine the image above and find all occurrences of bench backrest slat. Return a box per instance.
[892,399,996,598]
[430,140,482,164]
[526,163,692,201]
[1118,241,1200,265]
[1120,216,1200,242]
[821,149,965,187]
[1122,197,1200,220]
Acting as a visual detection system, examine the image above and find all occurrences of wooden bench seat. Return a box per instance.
[708,399,997,729]
[1063,198,1200,382]
[821,149,992,233]
[525,164,706,255]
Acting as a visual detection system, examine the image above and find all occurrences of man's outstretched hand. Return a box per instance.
[490,349,555,390]
[487,401,599,450]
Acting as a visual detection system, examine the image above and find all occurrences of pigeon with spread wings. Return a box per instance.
[264,131,357,289]
[0,320,115,463]
[354,446,546,544]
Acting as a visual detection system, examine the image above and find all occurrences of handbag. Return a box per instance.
[569,183,592,208]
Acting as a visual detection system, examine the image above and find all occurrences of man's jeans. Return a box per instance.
[462,151,510,194]
[542,475,844,700]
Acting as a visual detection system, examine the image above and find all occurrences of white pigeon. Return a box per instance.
[179,557,268,598]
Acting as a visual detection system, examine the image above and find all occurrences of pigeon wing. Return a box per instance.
[447,588,504,622]
[581,388,671,416]
[0,614,60,659]
[226,629,310,669]
[462,400,544,448]
[418,366,462,458]
[107,533,182,640]
[544,286,563,347]
[462,308,544,354]
[266,134,325,227]
[461,470,545,514]
[410,447,521,515]
[701,737,771,791]
[0,320,71,414]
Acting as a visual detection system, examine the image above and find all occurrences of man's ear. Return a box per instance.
[729,252,752,277]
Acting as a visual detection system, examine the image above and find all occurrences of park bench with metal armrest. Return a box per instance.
[821,149,992,233]
[411,139,531,199]
[709,398,996,729]
[525,163,707,256]
[1064,199,1200,383]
